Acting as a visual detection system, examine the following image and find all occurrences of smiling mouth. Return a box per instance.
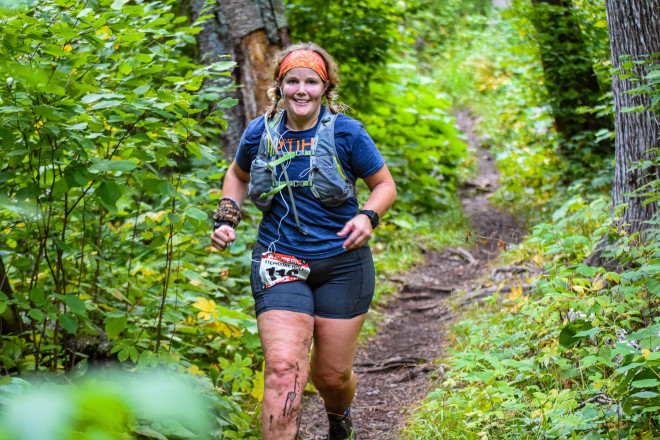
[293,98,309,104]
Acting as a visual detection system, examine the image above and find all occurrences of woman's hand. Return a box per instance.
[337,164,396,251]
[210,160,250,252]
[337,214,373,250]
[211,224,236,251]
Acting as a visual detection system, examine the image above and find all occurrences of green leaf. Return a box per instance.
[575,264,598,277]
[132,426,168,440]
[63,295,86,315]
[48,85,66,96]
[630,391,659,399]
[209,61,236,72]
[155,420,195,438]
[137,350,156,368]
[28,308,45,321]
[134,85,150,95]
[118,63,132,75]
[66,122,88,130]
[632,379,660,388]
[185,142,203,160]
[91,100,122,110]
[616,362,645,374]
[59,314,78,333]
[105,316,128,340]
[217,97,238,108]
[96,181,124,210]
[29,287,46,306]
[108,160,138,172]
[185,207,208,222]
[558,320,592,348]
[111,0,129,10]
[81,93,104,104]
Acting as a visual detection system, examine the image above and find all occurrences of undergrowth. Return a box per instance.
[403,195,660,439]
[402,2,659,439]
[422,1,613,225]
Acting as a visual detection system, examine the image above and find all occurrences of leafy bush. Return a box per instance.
[403,195,660,439]
[361,60,469,217]
[0,0,262,436]
[0,370,215,440]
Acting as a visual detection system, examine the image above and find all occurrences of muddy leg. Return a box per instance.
[258,310,314,440]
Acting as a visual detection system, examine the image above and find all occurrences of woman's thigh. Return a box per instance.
[258,310,315,368]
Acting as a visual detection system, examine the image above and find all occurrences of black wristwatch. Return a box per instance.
[359,210,379,229]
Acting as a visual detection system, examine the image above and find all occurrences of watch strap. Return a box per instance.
[359,210,379,229]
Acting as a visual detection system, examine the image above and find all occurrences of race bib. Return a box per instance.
[259,252,310,288]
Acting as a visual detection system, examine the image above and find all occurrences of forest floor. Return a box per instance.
[299,111,531,439]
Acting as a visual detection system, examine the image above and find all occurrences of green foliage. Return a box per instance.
[0,370,214,440]
[422,0,613,222]
[362,60,469,216]
[0,0,475,436]
[399,1,660,434]
[503,0,614,173]
[405,0,492,64]
[284,0,402,112]
[0,0,261,436]
[615,53,660,115]
[403,197,660,439]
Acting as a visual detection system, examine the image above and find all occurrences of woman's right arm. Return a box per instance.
[210,160,250,251]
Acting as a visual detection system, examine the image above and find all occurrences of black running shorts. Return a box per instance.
[249,242,376,319]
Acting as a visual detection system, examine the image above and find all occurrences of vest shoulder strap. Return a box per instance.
[259,111,285,157]
[313,109,338,155]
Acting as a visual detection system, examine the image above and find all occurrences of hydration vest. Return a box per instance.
[247,108,357,234]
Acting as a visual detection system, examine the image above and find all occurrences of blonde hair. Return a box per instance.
[265,42,345,119]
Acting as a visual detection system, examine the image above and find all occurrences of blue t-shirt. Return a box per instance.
[235,107,385,259]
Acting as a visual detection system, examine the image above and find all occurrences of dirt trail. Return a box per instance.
[299,111,527,439]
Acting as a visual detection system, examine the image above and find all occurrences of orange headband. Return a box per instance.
[278,50,328,81]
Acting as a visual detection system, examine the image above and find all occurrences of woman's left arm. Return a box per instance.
[337,164,397,250]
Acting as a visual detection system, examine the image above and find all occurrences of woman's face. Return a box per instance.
[280,67,328,130]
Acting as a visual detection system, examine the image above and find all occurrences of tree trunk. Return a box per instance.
[605,0,660,234]
[189,0,290,156]
[530,0,614,163]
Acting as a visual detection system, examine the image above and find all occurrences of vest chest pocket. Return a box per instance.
[248,158,275,212]
[310,155,353,207]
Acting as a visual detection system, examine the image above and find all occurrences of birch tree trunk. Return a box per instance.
[605,0,660,234]
[189,0,290,155]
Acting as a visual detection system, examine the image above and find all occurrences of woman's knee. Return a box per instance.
[265,358,308,391]
[311,364,353,390]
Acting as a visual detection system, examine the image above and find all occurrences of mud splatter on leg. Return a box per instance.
[283,375,299,417]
